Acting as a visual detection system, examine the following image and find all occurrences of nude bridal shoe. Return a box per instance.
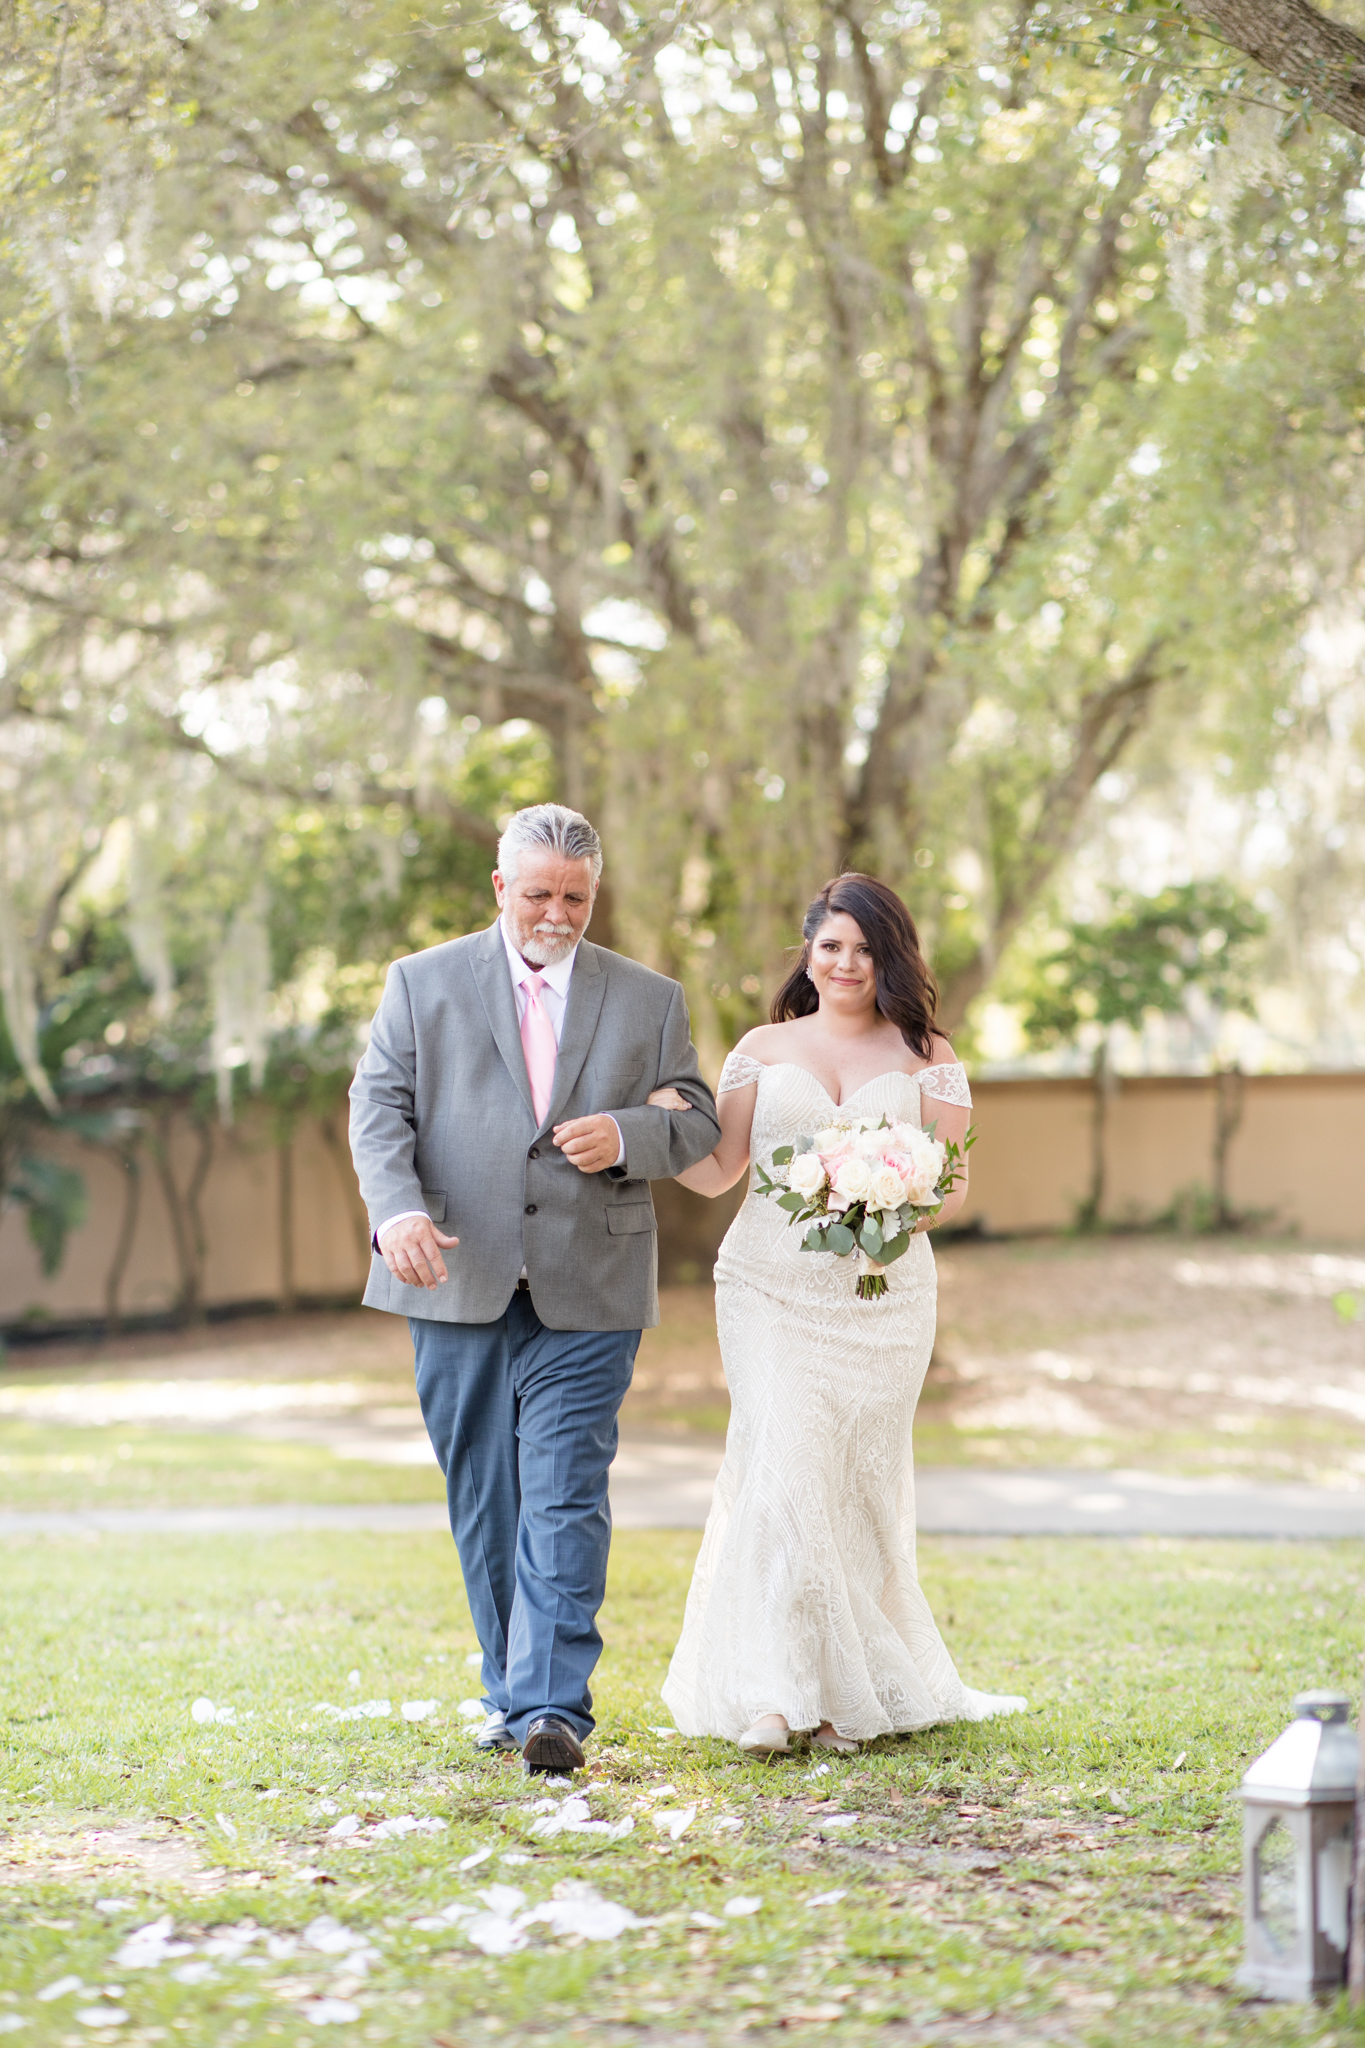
[812,1723,859,1755]
[738,1715,793,1756]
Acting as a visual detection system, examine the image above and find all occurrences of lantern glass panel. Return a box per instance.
[1255,1818,1299,1954]
[1317,1827,1352,1953]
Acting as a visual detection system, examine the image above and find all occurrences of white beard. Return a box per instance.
[516,923,578,966]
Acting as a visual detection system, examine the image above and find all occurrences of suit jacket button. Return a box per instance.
[525,1203,537,1215]
[528,1146,540,1160]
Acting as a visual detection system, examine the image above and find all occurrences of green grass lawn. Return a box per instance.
[0,1422,447,1509]
[3,1529,1365,2046]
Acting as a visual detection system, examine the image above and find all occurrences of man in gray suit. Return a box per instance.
[349,804,719,1774]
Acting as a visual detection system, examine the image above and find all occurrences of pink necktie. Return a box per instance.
[520,973,557,1126]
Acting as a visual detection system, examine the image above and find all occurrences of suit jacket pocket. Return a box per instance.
[421,1189,447,1222]
[605,1200,656,1235]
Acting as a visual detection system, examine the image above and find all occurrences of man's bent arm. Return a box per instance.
[606,984,720,1183]
[349,961,428,1239]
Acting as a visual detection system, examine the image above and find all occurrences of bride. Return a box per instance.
[652,873,1026,1757]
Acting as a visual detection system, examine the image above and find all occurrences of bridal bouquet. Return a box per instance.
[755,1115,973,1299]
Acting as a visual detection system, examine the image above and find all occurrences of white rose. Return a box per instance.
[833,1156,873,1203]
[854,1129,887,1160]
[788,1153,828,1199]
[869,1166,908,1212]
[813,1124,849,1153]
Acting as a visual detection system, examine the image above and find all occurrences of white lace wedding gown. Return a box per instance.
[662,1055,1025,1743]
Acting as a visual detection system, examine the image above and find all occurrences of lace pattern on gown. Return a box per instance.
[718,1049,767,1094]
[916,1061,972,1107]
[661,1062,977,1744]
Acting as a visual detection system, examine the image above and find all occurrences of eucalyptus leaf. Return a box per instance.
[826,1223,855,1255]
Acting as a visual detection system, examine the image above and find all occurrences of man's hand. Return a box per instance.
[553,1114,622,1174]
[379,1216,460,1289]
[646,1087,691,1112]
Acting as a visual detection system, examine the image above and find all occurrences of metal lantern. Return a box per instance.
[1238,1689,1358,2001]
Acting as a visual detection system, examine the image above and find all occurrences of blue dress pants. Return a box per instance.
[410,1291,640,1747]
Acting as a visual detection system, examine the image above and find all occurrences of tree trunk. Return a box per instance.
[1191,0,1365,139]
[278,1134,296,1314]
[318,1111,373,1279]
[1077,1037,1111,1231]
[103,1141,142,1335]
[1212,1063,1246,1231]
[151,1109,213,1324]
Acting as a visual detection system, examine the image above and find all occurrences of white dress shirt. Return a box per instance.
[374,918,624,1248]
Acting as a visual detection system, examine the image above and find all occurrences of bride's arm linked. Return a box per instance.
[646,1051,757,1199]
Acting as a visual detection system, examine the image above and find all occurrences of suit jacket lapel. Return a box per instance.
[546,943,606,1131]
[471,923,535,1122]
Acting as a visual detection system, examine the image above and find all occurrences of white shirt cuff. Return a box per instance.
[609,1117,626,1170]
[375,1209,429,1250]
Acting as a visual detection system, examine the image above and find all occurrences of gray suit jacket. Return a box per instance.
[348,924,721,1331]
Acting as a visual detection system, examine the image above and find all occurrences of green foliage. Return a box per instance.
[0,0,1360,1175]
[4,1154,87,1274]
[1019,882,1267,1046]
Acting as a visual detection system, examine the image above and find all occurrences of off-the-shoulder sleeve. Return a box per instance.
[917,1061,972,1108]
[718,1050,767,1095]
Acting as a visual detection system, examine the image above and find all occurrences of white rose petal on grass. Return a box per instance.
[723,1895,763,1918]
[456,1699,485,1721]
[37,1977,84,2002]
[0,2017,28,2033]
[523,1883,643,1942]
[190,1697,236,1726]
[170,1960,216,1986]
[712,1817,742,1834]
[819,1813,859,1829]
[650,1726,678,1738]
[370,1816,446,1841]
[651,1805,695,1841]
[459,1847,494,1872]
[808,1889,847,1907]
[464,1913,528,1957]
[689,1910,724,1929]
[74,2011,128,2031]
[327,1816,363,1840]
[113,1917,193,1968]
[787,1153,828,1199]
[299,1998,362,2024]
[215,1813,238,1840]
[401,1699,439,1721]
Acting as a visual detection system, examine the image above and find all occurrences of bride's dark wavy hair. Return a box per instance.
[770,873,942,1058]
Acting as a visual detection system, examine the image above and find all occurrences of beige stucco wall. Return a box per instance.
[2,1071,1362,1327]
[964,1072,1364,1241]
[0,1110,371,1327]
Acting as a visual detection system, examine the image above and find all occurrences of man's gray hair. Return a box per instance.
[496,803,603,886]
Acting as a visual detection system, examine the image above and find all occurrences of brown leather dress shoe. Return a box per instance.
[521,1715,586,1775]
